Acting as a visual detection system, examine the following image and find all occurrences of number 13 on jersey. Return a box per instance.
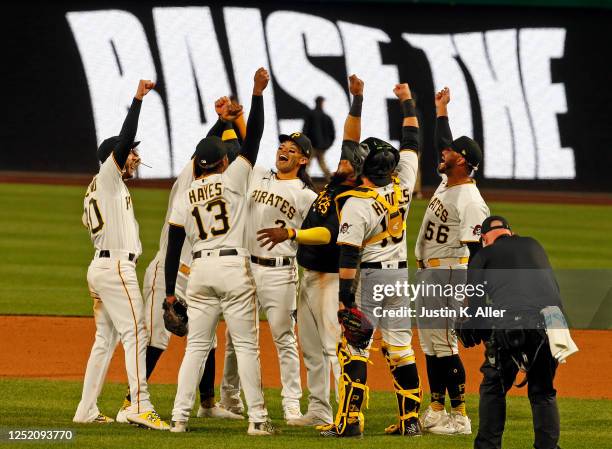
[191,199,230,240]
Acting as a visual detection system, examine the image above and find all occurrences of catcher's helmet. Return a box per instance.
[340,141,370,177]
[97,136,140,163]
[361,137,400,186]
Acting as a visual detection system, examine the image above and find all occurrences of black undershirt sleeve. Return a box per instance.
[400,126,420,154]
[113,98,142,168]
[339,244,360,269]
[206,118,226,138]
[435,116,453,153]
[240,95,264,165]
[165,225,186,296]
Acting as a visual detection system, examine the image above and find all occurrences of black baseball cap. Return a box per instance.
[97,136,140,163]
[194,136,227,168]
[279,132,312,158]
[481,215,511,234]
[361,137,400,186]
[449,136,482,168]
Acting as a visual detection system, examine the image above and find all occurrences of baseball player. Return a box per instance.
[319,82,422,437]
[164,68,276,435]
[247,130,318,423]
[415,87,490,435]
[256,74,369,427]
[74,80,169,430]
[115,99,247,423]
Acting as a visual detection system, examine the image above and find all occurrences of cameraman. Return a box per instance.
[458,216,562,449]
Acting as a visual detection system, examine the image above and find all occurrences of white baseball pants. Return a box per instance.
[74,257,153,422]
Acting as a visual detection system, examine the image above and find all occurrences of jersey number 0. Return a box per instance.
[191,199,230,240]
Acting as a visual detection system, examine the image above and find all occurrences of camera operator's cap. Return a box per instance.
[194,136,227,168]
[450,136,482,168]
[97,137,140,163]
[481,215,511,234]
[279,132,312,158]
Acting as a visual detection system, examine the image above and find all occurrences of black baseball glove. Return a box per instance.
[338,307,373,350]
[455,319,482,348]
[163,296,188,337]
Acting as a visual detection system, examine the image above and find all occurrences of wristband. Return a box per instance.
[349,95,363,117]
[401,99,416,117]
[288,228,297,240]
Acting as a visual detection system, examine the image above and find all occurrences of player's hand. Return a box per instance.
[256,227,290,250]
[214,96,231,118]
[348,74,364,96]
[253,67,270,95]
[223,102,244,121]
[135,79,156,100]
[435,87,451,108]
[393,83,412,101]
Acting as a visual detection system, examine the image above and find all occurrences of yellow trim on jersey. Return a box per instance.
[168,221,184,228]
[222,128,238,141]
[336,176,405,246]
[416,257,469,268]
[460,240,480,244]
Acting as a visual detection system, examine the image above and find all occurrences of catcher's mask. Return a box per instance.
[341,142,370,177]
[361,137,400,186]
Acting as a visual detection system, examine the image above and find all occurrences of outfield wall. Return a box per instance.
[1,1,611,191]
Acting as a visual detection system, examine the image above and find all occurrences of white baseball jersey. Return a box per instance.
[247,167,317,258]
[415,176,490,261]
[154,161,195,265]
[169,156,251,252]
[337,150,418,263]
[82,155,141,256]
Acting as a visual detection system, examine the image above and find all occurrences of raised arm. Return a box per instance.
[344,74,363,143]
[434,87,453,153]
[239,67,269,165]
[393,83,419,152]
[113,79,155,167]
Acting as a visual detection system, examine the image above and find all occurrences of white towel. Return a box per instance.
[541,306,579,364]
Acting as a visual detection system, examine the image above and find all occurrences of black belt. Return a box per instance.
[250,255,292,267]
[360,261,407,269]
[98,250,136,262]
[193,249,238,259]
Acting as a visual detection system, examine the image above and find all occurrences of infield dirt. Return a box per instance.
[0,316,608,399]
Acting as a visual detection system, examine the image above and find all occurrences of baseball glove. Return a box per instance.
[338,307,373,350]
[163,296,188,337]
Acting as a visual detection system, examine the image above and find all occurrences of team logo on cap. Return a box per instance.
[291,132,301,139]
[461,149,467,155]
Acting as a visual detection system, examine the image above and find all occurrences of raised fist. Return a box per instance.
[135,79,155,100]
[435,87,451,108]
[253,67,270,95]
[224,102,244,121]
[348,74,364,96]
[214,96,231,118]
[393,83,412,101]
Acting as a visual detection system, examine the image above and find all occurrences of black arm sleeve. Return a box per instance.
[113,98,143,168]
[240,95,264,165]
[206,118,226,138]
[164,225,186,296]
[400,126,420,154]
[435,116,453,153]
[338,244,360,269]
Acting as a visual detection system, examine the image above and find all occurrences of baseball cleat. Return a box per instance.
[170,421,189,433]
[220,396,245,416]
[384,418,422,436]
[450,411,472,434]
[283,405,303,423]
[197,403,244,420]
[318,422,363,438]
[115,398,131,424]
[247,420,278,436]
[287,412,330,427]
[91,414,115,423]
[127,410,170,430]
[420,406,456,435]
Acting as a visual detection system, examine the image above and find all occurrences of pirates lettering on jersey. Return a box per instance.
[188,183,223,205]
[251,189,297,220]
[427,196,449,223]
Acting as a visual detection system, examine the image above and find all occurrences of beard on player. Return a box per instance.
[122,149,141,180]
[331,159,358,184]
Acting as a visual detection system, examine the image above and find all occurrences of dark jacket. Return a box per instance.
[303,107,335,150]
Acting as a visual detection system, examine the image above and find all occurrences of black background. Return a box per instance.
[2,1,611,190]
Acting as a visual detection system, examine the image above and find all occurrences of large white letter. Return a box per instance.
[224,7,279,170]
[402,33,473,140]
[66,10,171,178]
[267,11,348,174]
[338,22,399,147]
[454,30,536,179]
[154,7,233,171]
[520,28,574,179]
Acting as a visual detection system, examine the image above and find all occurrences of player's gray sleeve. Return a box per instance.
[397,150,419,196]
[337,198,368,248]
[459,201,490,243]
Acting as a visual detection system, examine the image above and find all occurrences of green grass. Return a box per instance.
[0,378,609,448]
[0,183,611,323]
